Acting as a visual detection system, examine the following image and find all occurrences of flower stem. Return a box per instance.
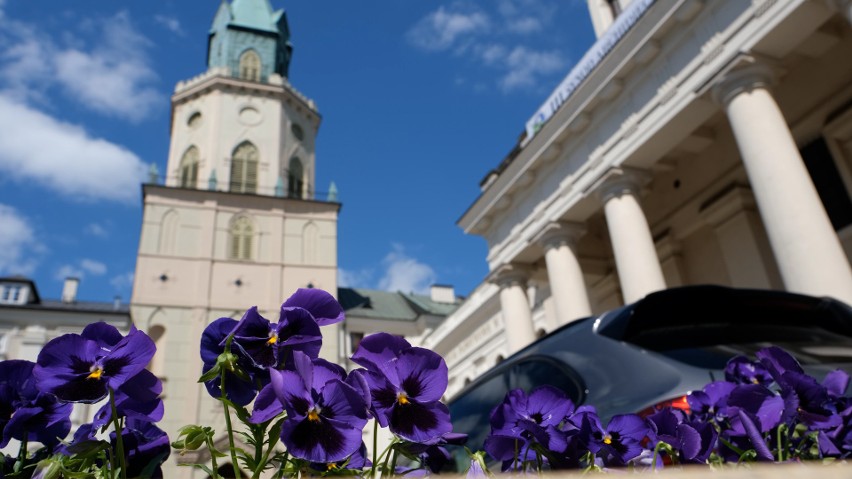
[371,420,379,479]
[109,388,128,479]
[14,436,28,473]
[220,371,242,479]
[207,436,221,479]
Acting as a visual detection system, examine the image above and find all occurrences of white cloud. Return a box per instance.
[110,271,134,291]
[154,15,184,36]
[0,204,39,276]
[54,12,161,122]
[377,245,436,295]
[55,258,107,280]
[499,46,565,91]
[338,267,372,288]
[55,264,83,280]
[85,223,109,238]
[0,95,149,203]
[407,5,490,51]
[0,10,162,122]
[80,259,107,276]
[407,1,566,92]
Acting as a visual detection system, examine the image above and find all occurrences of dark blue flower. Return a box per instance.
[34,328,155,403]
[579,413,649,467]
[227,306,321,370]
[360,346,452,443]
[0,360,72,448]
[271,351,369,463]
[200,316,262,406]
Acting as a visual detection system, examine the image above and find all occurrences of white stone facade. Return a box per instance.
[418,0,852,400]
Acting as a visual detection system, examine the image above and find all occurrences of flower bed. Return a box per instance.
[0,287,849,478]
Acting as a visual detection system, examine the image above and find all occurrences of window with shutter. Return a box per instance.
[180,146,200,188]
[230,142,259,193]
[239,50,262,82]
[229,215,254,260]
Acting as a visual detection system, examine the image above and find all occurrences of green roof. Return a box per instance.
[338,288,459,321]
[229,0,279,33]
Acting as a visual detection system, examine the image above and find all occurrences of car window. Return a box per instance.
[448,356,583,455]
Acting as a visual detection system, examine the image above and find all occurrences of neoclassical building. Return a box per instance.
[418,0,852,399]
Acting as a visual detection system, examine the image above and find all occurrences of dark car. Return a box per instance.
[446,285,852,468]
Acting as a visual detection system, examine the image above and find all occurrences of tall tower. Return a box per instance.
[131,1,340,474]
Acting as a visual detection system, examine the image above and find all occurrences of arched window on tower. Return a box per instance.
[179,146,199,188]
[239,49,261,82]
[230,142,258,194]
[229,215,254,261]
[287,157,304,198]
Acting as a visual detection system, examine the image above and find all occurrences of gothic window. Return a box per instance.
[179,146,199,188]
[229,215,254,260]
[291,123,304,141]
[303,222,318,264]
[239,49,261,82]
[287,157,304,198]
[187,112,202,129]
[230,142,258,194]
[159,210,179,255]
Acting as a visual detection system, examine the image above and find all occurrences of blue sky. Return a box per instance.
[0,0,596,303]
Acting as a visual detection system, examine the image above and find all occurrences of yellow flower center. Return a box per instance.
[267,334,278,345]
[603,434,612,445]
[397,391,410,405]
[87,365,104,380]
[327,463,338,471]
[308,409,321,422]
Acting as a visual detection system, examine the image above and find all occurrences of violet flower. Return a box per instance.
[579,413,649,467]
[688,381,735,423]
[0,360,72,448]
[227,306,321,370]
[486,386,573,457]
[34,328,155,403]
[270,351,369,463]
[200,316,261,406]
[358,344,452,443]
[725,356,773,386]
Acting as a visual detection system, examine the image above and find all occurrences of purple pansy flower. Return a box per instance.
[34,327,155,403]
[688,381,735,422]
[92,369,164,430]
[358,344,452,443]
[270,351,369,463]
[0,360,72,448]
[485,386,572,458]
[227,306,322,370]
[646,408,717,464]
[579,413,649,467]
[200,317,260,406]
[725,356,773,386]
[309,442,371,473]
[118,420,171,479]
[350,332,412,371]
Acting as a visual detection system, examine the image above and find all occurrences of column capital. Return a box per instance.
[592,167,652,204]
[532,221,586,251]
[486,263,532,288]
[709,54,777,107]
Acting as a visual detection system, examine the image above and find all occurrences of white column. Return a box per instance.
[713,62,852,304]
[489,264,537,354]
[597,168,667,303]
[534,222,592,324]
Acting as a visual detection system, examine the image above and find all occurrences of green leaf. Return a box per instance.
[180,463,217,476]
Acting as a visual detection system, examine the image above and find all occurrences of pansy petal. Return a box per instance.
[270,368,311,417]
[249,383,284,424]
[200,317,238,364]
[311,358,347,391]
[350,332,411,371]
[81,322,124,349]
[102,330,156,390]
[281,415,363,463]
[34,335,106,403]
[823,369,850,398]
[396,348,448,403]
[527,385,574,427]
[319,380,369,426]
[282,288,345,326]
[390,399,452,443]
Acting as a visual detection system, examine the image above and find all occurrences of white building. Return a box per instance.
[418,0,852,400]
[130,1,340,476]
